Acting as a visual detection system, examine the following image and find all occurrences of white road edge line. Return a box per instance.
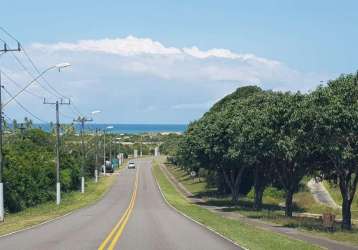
[0,169,125,239]
[0,211,74,239]
[152,165,248,250]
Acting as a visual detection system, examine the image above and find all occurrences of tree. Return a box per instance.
[237,92,276,210]
[12,119,18,130]
[310,73,358,230]
[177,86,262,202]
[265,92,317,216]
[23,117,33,129]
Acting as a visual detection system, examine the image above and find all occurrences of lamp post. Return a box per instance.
[3,63,71,108]
[91,110,101,183]
[103,126,113,175]
[1,63,71,214]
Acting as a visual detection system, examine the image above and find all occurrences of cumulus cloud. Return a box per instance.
[32,36,181,56]
[30,35,325,89]
[1,35,332,123]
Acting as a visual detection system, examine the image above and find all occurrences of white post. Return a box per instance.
[95,169,98,183]
[56,182,61,205]
[155,147,159,157]
[81,177,85,193]
[0,183,4,221]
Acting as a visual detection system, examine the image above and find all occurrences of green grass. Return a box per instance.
[166,164,216,196]
[0,175,117,236]
[153,160,320,250]
[165,163,358,246]
[323,181,358,219]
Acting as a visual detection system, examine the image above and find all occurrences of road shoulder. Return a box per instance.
[152,159,321,250]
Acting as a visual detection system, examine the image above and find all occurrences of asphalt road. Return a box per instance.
[0,158,240,250]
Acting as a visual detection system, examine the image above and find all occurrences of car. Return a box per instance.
[128,161,136,169]
[102,161,114,173]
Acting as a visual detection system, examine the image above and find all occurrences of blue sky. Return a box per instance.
[1,0,357,123]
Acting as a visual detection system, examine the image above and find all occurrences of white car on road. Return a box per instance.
[128,161,136,169]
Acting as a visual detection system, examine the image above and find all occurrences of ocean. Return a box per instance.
[34,123,187,134]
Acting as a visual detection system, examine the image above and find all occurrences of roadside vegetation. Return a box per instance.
[1,121,161,217]
[153,160,321,250]
[172,73,358,231]
[166,162,358,245]
[0,174,116,236]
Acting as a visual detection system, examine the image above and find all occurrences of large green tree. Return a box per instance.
[311,73,358,230]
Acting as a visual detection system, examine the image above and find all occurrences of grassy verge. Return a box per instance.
[166,163,358,246]
[0,175,117,236]
[153,160,320,250]
[323,181,358,219]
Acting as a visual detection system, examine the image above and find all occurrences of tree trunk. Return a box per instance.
[254,186,264,210]
[341,198,352,230]
[285,190,294,217]
[231,188,240,203]
[253,168,265,210]
[222,167,244,204]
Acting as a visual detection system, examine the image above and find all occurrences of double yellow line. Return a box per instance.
[98,169,139,250]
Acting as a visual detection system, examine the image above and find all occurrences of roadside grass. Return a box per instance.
[323,181,358,219]
[166,163,331,214]
[153,161,320,250]
[165,162,358,246]
[0,174,116,236]
[166,164,216,196]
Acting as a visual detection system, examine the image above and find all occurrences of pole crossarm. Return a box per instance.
[0,42,21,53]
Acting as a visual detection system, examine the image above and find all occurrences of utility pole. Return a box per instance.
[0,73,4,222]
[109,137,112,164]
[0,42,21,221]
[103,130,106,175]
[95,128,99,183]
[140,135,143,157]
[19,123,26,140]
[43,98,70,205]
[73,116,93,193]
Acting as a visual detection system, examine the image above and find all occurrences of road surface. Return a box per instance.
[0,158,240,250]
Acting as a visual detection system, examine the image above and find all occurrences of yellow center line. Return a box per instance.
[98,169,139,250]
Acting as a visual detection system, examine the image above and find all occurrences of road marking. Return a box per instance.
[98,169,139,250]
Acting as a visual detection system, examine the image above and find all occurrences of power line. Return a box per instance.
[0,27,19,43]
[1,27,85,121]
[51,105,74,120]
[69,100,83,116]
[10,52,60,98]
[1,70,44,100]
[3,87,48,123]
[0,26,68,99]
[3,113,13,123]
[21,48,69,98]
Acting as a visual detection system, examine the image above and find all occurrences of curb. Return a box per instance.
[152,164,248,250]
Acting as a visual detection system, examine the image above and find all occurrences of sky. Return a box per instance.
[0,0,357,124]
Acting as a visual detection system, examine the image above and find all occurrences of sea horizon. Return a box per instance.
[32,123,188,134]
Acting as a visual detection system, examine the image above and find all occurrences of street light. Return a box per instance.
[103,126,113,175]
[0,62,71,215]
[91,110,101,115]
[3,63,71,107]
[91,110,101,183]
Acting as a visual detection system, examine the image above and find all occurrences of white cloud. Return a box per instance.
[33,36,280,67]
[0,35,332,123]
[32,36,181,56]
[30,35,322,88]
